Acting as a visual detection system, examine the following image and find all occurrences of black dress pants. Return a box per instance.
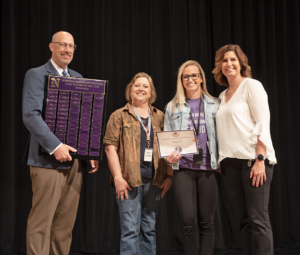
[173,169,220,255]
[221,158,274,255]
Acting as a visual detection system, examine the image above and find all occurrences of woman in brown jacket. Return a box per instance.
[103,72,173,255]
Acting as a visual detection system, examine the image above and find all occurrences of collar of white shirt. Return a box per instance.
[50,58,69,76]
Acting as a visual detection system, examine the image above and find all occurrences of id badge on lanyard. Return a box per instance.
[189,97,203,165]
[132,105,153,162]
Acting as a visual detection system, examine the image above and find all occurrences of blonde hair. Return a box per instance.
[170,60,215,113]
[212,44,252,86]
[125,72,157,105]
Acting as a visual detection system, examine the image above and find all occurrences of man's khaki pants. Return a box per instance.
[26,159,82,255]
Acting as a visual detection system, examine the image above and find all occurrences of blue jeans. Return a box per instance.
[116,177,161,255]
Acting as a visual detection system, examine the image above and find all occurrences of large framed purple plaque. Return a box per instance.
[39,75,108,160]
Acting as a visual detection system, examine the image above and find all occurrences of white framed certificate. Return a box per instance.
[156,130,198,158]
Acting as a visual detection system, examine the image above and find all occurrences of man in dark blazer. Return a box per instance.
[22,31,99,255]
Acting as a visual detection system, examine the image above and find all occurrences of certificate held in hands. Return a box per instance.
[156,130,198,158]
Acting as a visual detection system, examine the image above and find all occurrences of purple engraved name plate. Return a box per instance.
[92,121,101,126]
[93,110,103,114]
[47,102,57,107]
[46,116,56,121]
[91,127,101,131]
[90,143,100,149]
[70,104,80,109]
[78,143,88,148]
[82,98,93,102]
[94,94,104,99]
[46,106,56,111]
[69,117,79,122]
[69,112,79,117]
[79,130,89,135]
[57,111,68,116]
[67,142,77,148]
[57,119,67,124]
[93,105,103,110]
[70,108,80,114]
[71,96,81,101]
[93,102,103,107]
[81,116,90,121]
[78,138,89,143]
[91,131,101,136]
[82,101,92,106]
[79,133,89,139]
[69,121,78,126]
[56,124,67,129]
[80,126,90,131]
[60,91,69,95]
[59,99,69,104]
[81,113,91,118]
[48,76,105,94]
[72,92,81,96]
[81,109,91,114]
[48,94,58,99]
[89,152,99,156]
[46,110,56,116]
[45,118,55,123]
[68,129,78,134]
[70,99,81,104]
[91,135,101,140]
[93,113,103,118]
[67,133,77,138]
[58,107,68,111]
[48,90,58,95]
[77,151,88,155]
[47,98,58,103]
[58,103,69,108]
[83,93,93,97]
[68,137,77,142]
[56,128,66,133]
[56,132,66,137]
[57,115,67,121]
[59,95,69,100]
[80,121,90,126]
[82,105,92,110]
[78,147,88,152]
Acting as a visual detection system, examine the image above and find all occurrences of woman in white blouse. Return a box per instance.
[212,44,277,255]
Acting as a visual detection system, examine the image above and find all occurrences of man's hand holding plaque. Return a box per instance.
[54,144,77,162]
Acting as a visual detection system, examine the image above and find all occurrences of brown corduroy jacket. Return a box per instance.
[103,103,167,187]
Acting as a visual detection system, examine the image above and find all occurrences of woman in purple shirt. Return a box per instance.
[164,60,220,255]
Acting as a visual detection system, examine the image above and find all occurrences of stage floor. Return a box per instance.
[69,248,300,255]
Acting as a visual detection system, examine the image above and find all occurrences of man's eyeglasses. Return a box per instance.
[52,42,77,50]
[182,73,201,81]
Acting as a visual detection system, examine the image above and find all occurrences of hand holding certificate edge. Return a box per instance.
[166,150,182,164]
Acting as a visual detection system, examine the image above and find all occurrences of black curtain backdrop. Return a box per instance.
[1,0,300,254]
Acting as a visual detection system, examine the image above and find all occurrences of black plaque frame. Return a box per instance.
[39,75,109,160]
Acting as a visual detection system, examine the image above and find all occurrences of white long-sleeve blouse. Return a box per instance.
[216,78,277,164]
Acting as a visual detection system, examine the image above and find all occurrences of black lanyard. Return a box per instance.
[189,97,202,137]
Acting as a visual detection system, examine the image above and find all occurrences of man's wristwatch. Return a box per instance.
[256,154,266,161]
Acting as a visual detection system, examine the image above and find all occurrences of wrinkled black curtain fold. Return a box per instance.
[1,0,300,254]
